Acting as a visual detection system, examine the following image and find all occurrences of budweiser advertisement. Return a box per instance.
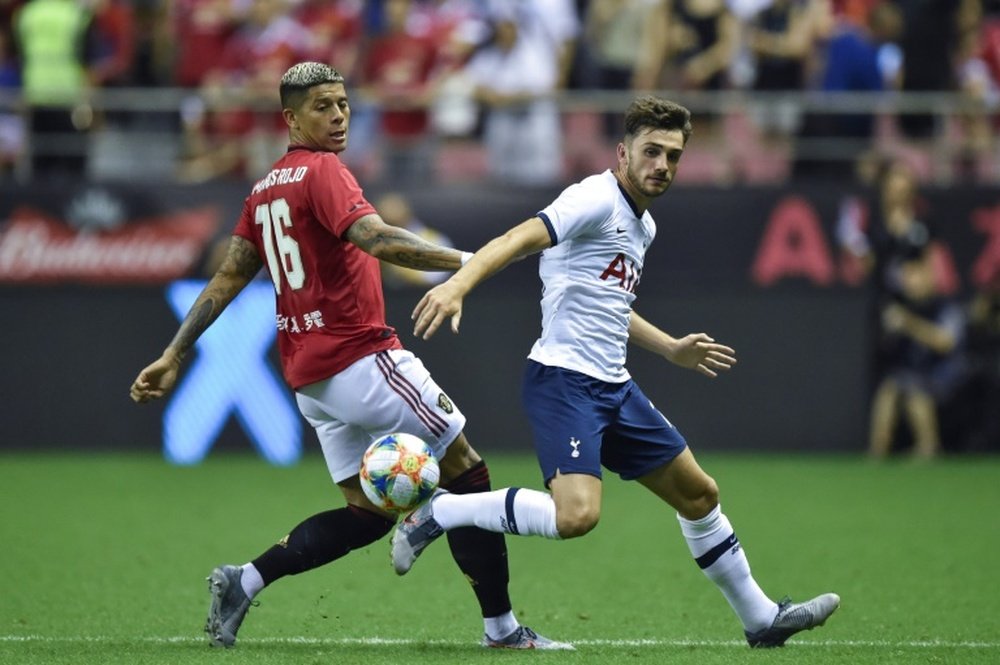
[0,184,224,283]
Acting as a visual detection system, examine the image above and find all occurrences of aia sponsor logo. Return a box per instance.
[599,252,641,293]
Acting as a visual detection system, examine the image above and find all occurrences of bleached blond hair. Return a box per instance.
[279,62,345,109]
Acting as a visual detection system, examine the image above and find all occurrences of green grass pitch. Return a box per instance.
[2,452,999,664]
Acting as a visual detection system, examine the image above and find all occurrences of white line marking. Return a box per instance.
[1,635,998,648]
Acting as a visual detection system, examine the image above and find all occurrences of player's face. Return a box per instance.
[617,128,685,203]
[288,83,351,153]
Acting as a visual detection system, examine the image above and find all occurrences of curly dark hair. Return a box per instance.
[623,96,693,144]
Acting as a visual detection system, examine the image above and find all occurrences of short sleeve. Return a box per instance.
[308,154,377,237]
[232,196,255,242]
[538,179,613,245]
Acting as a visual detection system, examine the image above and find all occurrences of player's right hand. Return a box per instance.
[129,355,181,403]
[412,282,463,340]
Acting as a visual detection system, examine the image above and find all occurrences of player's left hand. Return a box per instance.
[412,281,464,340]
[667,333,737,378]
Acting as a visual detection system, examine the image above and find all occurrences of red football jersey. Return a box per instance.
[233,145,402,389]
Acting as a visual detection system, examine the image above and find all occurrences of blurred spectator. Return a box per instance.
[957,275,1000,451]
[673,0,738,90]
[842,159,935,294]
[509,0,581,89]
[358,0,445,184]
[830,0,880,25]
[158,0,242,180]
[126,0,169,86]
[793,1,902,178]
[0,26,23,175]
[896,0,981,140]
[424,0,491,139]
[632,0,736,169]
[634,0,737,91]
[165,0,243,89]
[84,0,136,136]
[978,3,1000,89]
[292,0,364,78]
[631,0,667,89]
[0,0,25,22]
[86,0,135,88]
[375,191,454,287]
[954,12,998,178]
[0,25,18,87]
[578,0,660,135]
[0,1,25,55]
[581,0,660,87]
[164,0,244,176]
[867,254,966,460]
[837,159,941,402]
[848,159,964,349]
[291,0,368,173]
[745,0,831,137]
[178,0,302,181]
[14,0,95,177]
[463,4,574,185]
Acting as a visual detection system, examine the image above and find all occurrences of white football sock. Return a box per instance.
[483,610,519,640]
[240,563,265,600]
[677,505,778,632]
[433,488,560,539]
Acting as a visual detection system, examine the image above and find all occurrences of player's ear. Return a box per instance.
[282,107,298,129]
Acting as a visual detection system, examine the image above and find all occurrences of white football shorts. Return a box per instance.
[295,349,466,483]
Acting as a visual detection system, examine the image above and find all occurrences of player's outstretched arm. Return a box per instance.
[345,214,466,271]
[628,311,737,378]
[412,218,551,340]
[129,236,262,403]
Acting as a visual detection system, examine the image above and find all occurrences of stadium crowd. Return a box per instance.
[0,0,999,183]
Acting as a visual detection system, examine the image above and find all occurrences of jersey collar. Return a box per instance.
[616,180,642,218]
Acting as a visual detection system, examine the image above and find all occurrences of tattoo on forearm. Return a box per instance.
[349,216,459,270]
[169,297,216,355]
[168,237,260,356]
[387,234,457,269]
[228,237,264,280]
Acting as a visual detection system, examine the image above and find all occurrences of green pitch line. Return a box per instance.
[3,635,1000,647]
[2,452,999,665]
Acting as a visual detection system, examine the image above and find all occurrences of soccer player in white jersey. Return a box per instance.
[129,62,569,651]
[393,96,840,648]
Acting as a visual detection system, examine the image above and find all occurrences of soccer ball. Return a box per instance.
[360,433,440,512]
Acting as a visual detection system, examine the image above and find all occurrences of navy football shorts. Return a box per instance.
[521,360,687,486]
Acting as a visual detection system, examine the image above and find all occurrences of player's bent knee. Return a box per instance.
[679,477,720,520]
[556,506,600,539]
[702,476,720,508]
[438,432,483,481]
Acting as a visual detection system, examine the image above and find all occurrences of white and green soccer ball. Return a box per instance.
[360,433,440,512]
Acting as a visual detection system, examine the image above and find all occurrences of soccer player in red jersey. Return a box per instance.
[129,62,569,651]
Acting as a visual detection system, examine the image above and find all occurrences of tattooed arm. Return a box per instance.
[130,237,263,403]
[344,214,466,271]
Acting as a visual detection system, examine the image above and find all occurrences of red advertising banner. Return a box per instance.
[0,185,226,283]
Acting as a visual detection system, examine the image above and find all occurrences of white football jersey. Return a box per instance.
[528,169,656,382]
